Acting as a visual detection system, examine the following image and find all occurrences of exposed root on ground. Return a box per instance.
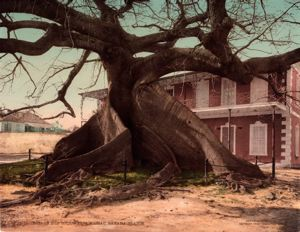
[216,172,273,193]
[0,162,178,208]
[1,167,271,209]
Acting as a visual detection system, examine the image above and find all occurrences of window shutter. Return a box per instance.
[196,80,209,108]
[221,124,235,154]
[221,79,236,105]
[250,78,268,103]
[250,122,267,156]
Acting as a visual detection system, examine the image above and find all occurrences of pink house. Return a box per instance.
[80,65,300,168]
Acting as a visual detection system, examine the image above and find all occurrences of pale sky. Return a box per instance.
[0,1,299,129]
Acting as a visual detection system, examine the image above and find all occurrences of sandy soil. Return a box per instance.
[0,168,299,232]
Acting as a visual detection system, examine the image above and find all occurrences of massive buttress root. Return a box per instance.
[37,79,264,185]
[35,103,133,184]
[132,83,264,178]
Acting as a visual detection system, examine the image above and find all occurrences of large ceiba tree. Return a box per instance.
[1,0,300,187]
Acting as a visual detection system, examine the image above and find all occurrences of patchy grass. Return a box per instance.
[0,161,215,188]
[0,159,44,185]
[84,168,153,189]
[85,169,215,189]
[169,170,215,187]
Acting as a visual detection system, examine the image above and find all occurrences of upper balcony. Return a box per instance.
[167,72,288,112]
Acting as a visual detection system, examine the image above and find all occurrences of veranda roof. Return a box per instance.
[0,111,50,126]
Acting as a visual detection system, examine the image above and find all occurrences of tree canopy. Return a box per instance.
[0,0,299,119]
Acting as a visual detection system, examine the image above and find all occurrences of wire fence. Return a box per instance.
[0,160,44,167]
[0,149,277,186]
[0,151,50,185]
[0,149,50,163]
[0,152,48,155]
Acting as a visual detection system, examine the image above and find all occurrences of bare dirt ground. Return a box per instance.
[0,168,299,232]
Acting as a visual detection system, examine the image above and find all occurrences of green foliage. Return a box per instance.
[0,159,44,185]
[85,168,152,189]
[0,161,215,188]
[168,170,215,187]
[85,169,215,189]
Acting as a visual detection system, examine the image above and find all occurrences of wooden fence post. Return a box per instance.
[204,158,208,183]
[272,106,276,179]
[28,149,32,160]
[44,155,49,185]
[123,159,127,184]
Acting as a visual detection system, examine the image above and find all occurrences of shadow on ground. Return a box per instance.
[221,205,299,232]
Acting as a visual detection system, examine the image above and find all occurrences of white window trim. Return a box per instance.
[220,123,236,154]
[221,78,236,106]
[296,124,300,157]
[249,121,268,156]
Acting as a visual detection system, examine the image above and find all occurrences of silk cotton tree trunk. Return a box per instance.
[39,52,264,184]
[2,0,300,201]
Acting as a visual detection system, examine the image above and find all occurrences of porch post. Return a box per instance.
[228,108,232,152]
[80,95,85,126]
[272,105,276,179]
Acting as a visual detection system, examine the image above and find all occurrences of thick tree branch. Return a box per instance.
[134,47,222,84]
[0,19,53,31]
[0,24,108,55]
[137,47,300,86]
[203,0,233,62]
[0,0,127,45]
[207,0,227,31]
[134,27,205,52]
[0,0,299,119]
[244,48,300,74]
[0,25,58,55]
